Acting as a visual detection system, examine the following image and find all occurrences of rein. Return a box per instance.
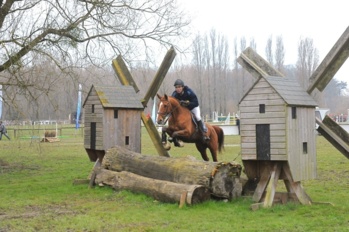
[157,99,181,125]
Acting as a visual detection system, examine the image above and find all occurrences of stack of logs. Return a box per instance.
[93,146,243,206]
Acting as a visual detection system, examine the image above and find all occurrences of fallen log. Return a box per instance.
[101,146,242,199]
[95,169,211,205]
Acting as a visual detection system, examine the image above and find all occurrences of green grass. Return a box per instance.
[0,128,349,231]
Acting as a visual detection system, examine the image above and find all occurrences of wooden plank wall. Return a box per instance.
[240,78,287,161]
[103,109,141,153]
[287,107,317,181]
[84,89,104,150]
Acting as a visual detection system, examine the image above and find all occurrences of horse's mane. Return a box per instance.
[167,95,190,113]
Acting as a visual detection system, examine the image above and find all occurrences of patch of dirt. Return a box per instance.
[0,158,9,166]
[0,158,40,174]
[0,204,79,220]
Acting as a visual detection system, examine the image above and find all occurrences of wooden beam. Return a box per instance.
[263,163,281,207]
[89,159,101,188]
[111,51,174,157]
[250,161,312,208]
[316,116,349,159]
[142,46,176,107]
[308,26,349,93]
[252,166,271,202]
[112,55,140,93]
[141,112,170,157]
[237,47,284,79]
[282,163,312,205]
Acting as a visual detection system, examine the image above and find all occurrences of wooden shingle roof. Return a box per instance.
[84,85,144,109]
[265,76,317,107]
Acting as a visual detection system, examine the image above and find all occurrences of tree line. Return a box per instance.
[0,1,347,122]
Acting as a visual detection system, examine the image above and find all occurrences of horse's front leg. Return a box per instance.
[161,127,168,144]
[172,129,191,147]
[161,127,174,150]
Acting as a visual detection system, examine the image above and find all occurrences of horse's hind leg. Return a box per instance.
[208,147,218,162]
[195,143,209,161]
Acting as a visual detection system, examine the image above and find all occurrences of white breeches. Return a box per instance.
[191,107,202,121]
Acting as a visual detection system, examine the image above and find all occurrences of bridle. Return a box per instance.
[157,98,180,125]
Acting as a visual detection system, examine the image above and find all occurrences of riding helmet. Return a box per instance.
[174,79,184,86]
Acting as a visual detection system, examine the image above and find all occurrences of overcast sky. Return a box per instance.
[178,0,349,83]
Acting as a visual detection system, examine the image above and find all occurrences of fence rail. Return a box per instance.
[6,126,84,139]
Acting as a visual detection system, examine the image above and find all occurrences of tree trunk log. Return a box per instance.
[101,146,242,199]
[95,169,211,205]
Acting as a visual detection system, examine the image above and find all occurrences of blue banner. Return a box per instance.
[76,84,82,129]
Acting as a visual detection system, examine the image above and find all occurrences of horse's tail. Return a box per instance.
[213,126,224,153]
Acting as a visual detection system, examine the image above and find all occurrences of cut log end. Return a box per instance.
[210,162,243,199]
[188,186,211,205]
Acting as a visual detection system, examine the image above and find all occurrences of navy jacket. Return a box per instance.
[171,86,199,110]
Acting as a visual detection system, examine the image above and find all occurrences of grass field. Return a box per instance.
[0,127,348,231]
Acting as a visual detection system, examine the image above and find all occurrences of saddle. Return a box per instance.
[190,113,199,130]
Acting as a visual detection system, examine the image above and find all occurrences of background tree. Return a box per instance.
[0,0,189,120]
[265,35,273,65]
[275,36,285,74]
[296,37,319,89]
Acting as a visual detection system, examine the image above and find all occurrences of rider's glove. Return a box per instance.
[180,100,190,107]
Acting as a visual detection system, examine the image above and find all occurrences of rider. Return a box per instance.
[171,79,210,141]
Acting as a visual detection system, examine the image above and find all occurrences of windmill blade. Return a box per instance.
[237,47,284,79]
[316,116,349,159]
[142,46,176,107]
[112,55,140,93]
[111,52,171,157]
[307,26,349,94]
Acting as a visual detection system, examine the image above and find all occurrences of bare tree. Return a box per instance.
[209,29,218,113]
[203,34,212,114]
[274,36,285,74]
[0,0,189,120]
[240,37,247,95]
[249,38,257,51]
[192,33,205,108]
[296,37,319,89]
[265,35,273,65]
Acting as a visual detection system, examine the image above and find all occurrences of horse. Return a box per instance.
[156,94,224,162]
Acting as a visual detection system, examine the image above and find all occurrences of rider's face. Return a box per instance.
[175,85,183,94]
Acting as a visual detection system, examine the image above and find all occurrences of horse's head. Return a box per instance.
[156,94,173,125]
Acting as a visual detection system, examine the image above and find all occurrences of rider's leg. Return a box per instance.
[191,107,210,141]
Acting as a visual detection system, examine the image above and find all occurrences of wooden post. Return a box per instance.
[141,113,170,157]
[251,161,312,208]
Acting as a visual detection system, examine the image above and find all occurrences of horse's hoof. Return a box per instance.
[163,143,171,150]
[178,141,184,147]
[168,137,173,143]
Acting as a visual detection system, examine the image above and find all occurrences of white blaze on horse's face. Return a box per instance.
[157,101,165,124]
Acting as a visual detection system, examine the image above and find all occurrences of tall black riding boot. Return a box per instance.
[198,120,210,141]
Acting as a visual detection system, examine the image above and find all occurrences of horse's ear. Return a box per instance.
[164,94,168,100]
[157,93,161,99]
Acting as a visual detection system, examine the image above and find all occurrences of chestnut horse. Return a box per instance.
[156,94,224,162]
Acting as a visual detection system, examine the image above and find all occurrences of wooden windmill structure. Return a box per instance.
[84,47,176,187]
[111,46,177,157]
[237,26,349,208]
